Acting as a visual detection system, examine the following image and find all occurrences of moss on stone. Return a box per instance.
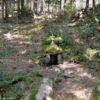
[43,36,63,45]
[44,44,63,53]
[55,36,63,43]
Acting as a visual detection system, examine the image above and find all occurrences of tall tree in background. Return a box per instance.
[93,0,96,9]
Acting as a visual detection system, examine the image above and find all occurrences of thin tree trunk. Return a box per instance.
[21,0,24,16]
[42,0,45,14]
[4,0,8,20]
[1,0,4,21]
[61,0,65,11]
[86,0,89,10]
[32,0,35,19]
[93,0,96,9]
[17,0,20,23]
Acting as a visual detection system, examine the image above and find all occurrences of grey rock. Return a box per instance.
[57,54,62,64]
[44,54,50,65]
[36,78,53,100]
[97,86,100,92]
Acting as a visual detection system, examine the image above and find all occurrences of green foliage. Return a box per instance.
[26,52,42,64]
[94,10,100,25]
[0,72,23,87]
[0,47,15,58]
[65,46,88,63]
[46,0,60,5]
[55,36,63,43]
[51,76,62,89]
[62,32,73,46]
[65,3,73,17]
[43,34,63,54]
[93,52,100,62]
[32,54,42,64]
[80,10,98,38]
[4,83,22,99]
[0,71,43,100]
[44,24,61,35]
[90,68,98,76]
[29,76,42,100]
[0,41,15,58]
[72,53,87,62]
[90,88,100,100]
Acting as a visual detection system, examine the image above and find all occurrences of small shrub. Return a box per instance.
[29,77,42,100]
[0,49,14,58]
[80,10,98,39]
[90,68,98,76]
[72,53,87,62]
[90,88,100,100]
[0,44,15,58]
[62,32,73,46]
[65,3,73,18]
[93,52,100,62]
[26,52,42,64]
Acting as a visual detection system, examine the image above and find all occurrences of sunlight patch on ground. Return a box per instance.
[78,72,93,79]
[3,32,33,45]
[28,25,43,33]
[4,32,13,40]
[22,59,33,64]
[19,49,27,55]
[13,34,30,39]
[85,48,99,60]
[16,41,32,45]
[67,22,79,27]
[4,32,30,40]
[73,88,92,100]
[58,62,81,70]
[63,81,93,100]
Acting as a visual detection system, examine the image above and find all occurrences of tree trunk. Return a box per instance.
[32,0,35,19]
[1,0,4,21]
[93,0,96,9]
[86,0,89,10]
[17,0,20,23]
[61,0,65,11]
[4,0,8,20]
[42,0,45,14]
[21,0,24,16]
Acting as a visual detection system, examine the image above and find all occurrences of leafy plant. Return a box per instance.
[65,3,73,18]
[90,68,98,76]
[62,32,73,46]
[29,76,42,100]
[0,40,15,56]
[93,52,100,62]
[72,53,87,62]
[80,10,98,39]
[90,88,100,100]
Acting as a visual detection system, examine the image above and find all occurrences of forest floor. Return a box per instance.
[0,18,100,100]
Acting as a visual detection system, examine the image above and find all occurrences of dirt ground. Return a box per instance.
[0,19,100,100]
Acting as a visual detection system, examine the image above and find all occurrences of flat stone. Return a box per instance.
[57,54,62,64]
[36,78,53,100]
[97,86,100,92]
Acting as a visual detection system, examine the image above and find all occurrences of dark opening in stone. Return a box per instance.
[49,54,58,65]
